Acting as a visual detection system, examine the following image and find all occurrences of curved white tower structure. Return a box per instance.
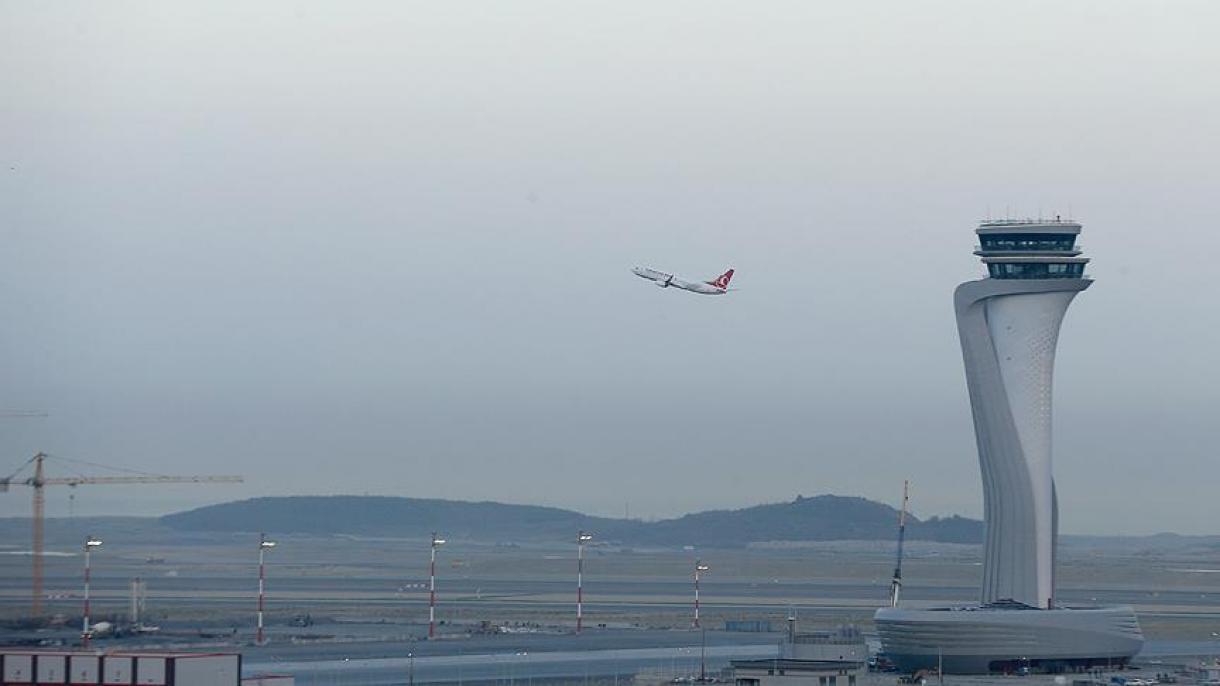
[875,219,1143,674]
[955,219,1089,609]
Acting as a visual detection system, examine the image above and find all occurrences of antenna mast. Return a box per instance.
[889,480,910,608]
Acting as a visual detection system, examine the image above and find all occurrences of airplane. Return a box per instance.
[632,266,735,295]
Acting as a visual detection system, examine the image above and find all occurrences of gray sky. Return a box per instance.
[2,1,1217,535]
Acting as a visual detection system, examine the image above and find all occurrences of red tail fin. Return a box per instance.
[708,268,734,290]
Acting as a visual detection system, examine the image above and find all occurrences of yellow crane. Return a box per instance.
[1,452,243,617]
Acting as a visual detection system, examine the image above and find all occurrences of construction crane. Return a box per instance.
[888,479,910,608]
[1,452,243,618]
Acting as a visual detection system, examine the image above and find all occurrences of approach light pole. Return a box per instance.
[256,533,276,646]
[693,560,709,628]
[429,532,445,638]
[81,536,102,648]
[576,531,593,633]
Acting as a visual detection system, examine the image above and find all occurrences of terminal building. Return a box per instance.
[874,219,1144,674]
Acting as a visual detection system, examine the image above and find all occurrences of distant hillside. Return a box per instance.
[161,494,983,547]
[616,496,983,547]
[161,495,616,540]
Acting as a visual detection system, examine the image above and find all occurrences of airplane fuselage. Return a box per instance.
[632,266,732,295]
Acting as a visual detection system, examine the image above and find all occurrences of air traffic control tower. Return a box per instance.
[959,219,1090,610]
[874,219,1143,674]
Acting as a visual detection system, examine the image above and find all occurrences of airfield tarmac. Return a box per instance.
[1,526,1217,683]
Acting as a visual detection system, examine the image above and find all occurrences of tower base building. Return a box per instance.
[875,605,1143,674]
[875,219,1143,673]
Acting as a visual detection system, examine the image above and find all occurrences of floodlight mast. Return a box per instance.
[576,531,593,633]
[429,533,445,638]
[257,533,276,645]
[82,536,102,648]
[694,560,710,628]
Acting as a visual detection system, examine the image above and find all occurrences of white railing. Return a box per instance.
[979,217,1077,226]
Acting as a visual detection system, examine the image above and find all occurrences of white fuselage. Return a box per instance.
[632,266,726,295]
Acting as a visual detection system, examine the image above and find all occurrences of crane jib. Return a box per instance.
[38,476,244,485]
[2,452,245,619]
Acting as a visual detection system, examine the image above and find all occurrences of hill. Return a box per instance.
[160,494,983,547]
[160,495,617,540]
[611,495,981,547]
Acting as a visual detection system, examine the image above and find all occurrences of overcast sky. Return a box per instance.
[1,1,1217,535]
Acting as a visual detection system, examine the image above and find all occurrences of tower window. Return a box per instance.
[988,263,1084,279]
[980,234,1076,251]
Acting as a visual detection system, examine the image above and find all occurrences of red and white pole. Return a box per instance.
[576,531,592,634]
[694,560,709,629]
[694,563,700,628]
[257,545,266,645]
[577,539,584,633]
[257,533,276,646]
[82,542,93,648]
[429,533,444,638]
[82,536,101,648]
[428,543,436,637]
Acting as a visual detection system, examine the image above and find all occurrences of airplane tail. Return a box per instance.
[707,268,734,290]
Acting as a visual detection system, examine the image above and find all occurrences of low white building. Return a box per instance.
[732,659,862,686]
[0,649,240,686]
[733,624,866,686]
